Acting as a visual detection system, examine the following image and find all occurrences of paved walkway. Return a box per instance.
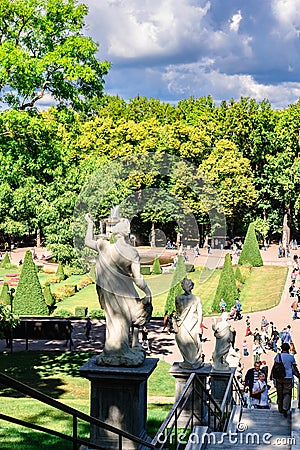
[2,243,299,376]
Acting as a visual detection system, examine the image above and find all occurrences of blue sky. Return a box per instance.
[83,0,300,108]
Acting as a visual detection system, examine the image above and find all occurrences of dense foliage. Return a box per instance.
[0,0,110,111]
[0,96,300,262]
[13,250,48,315]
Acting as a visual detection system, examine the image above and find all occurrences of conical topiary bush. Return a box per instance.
[1,252,12,269]
[238,222,263,267]
[56,261,67,281]
[235,265,245,284]
[212,253,239,312]
[165,254,187,313]
[0,282,11,306]
[152,256,162,275]
[43,282,56,314]
[13,251,48,315]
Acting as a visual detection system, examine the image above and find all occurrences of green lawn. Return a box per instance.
[0,351,174,449]
[53,264,288,317]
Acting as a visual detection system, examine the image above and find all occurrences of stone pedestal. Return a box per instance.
[210,367,236,406]
[169,363,212,427]
[79,356,158,450]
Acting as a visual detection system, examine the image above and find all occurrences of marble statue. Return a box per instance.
[212,312,233,371]
[173,278,204,370]
[85,212,152,367]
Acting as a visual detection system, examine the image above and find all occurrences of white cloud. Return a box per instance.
[83,0,300,108]
[85,0,211,60]
[229,10,242,32]
[162,63,300,108]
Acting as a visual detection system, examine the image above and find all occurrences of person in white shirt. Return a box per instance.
[252,372,269,409]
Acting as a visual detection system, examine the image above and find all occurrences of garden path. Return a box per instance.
[1,243,300,381]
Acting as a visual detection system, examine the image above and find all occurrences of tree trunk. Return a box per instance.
[150,222,156,247]
[36,228,41,248]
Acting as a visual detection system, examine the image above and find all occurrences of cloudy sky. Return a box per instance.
[83,0,300,109]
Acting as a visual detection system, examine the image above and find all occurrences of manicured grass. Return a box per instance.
[0,351,174,449]
[239,266,288,312]
[53,265,288,317]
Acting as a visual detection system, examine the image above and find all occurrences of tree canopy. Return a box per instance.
[0,0,110,111]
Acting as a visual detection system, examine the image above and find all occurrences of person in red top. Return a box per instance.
[199,322,208,342]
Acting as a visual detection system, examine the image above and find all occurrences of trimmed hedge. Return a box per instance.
[0,281,11,306]
[13,250,48,315]
[152,256,162,275]
[1,252,12,269]
[141,266,151,275]
[75,306,88,317]
[212,253,238,312]
[238,222,263,267]
[56,262,67,281]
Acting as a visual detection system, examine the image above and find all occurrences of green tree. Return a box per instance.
[0,281,11,305]
[200,139,257,235]
[152,256,162,275]
[238,222,263,267]
[212,253,238,312]
[0,0,110,111]
[13,250,48,315]
[165,254,187,312]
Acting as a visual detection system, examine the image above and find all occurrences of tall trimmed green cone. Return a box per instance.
[56,261,67,280]
[165,254,187,312]
[238,222,263,267]
[152,256,162,275]
[13,250,48,315]
[1,252,12,269]
[235,265,245,284]
[0,282,11,306]
[212,253,238,312]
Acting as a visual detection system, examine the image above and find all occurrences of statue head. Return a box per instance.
[111,218,131,237]
[181,278,194,292]
[221,311,229,321]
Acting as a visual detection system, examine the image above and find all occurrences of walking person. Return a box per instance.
[163,311,169,331]
[291,298,299,320]
[243,339,249,356]
[65,319,74,349]
[84,317,92,342]
[141,326,151,353]
[252,372,269,409]
[245,316,252,336]
[271,343,300,417]
[244,361,262,406]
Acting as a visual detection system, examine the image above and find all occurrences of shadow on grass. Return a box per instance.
[0,350,96,398]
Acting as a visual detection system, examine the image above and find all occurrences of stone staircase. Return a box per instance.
[186,402,297,450]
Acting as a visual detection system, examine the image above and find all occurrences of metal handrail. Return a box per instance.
[0,371,155,449]
[152,372,240,450]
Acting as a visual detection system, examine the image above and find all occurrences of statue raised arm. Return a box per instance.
[85,212,152,367]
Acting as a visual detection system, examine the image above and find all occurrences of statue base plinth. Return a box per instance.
[79,356,158,450]
[210,367,236,406]
[169,362,212,427]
